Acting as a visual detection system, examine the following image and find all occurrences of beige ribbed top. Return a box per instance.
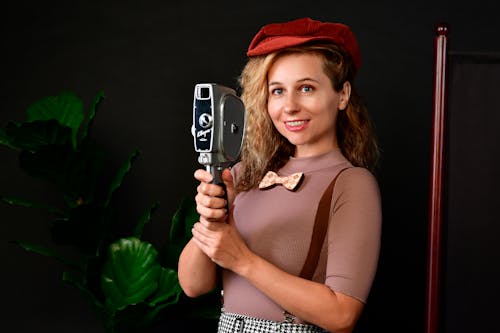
[223,150,382,322]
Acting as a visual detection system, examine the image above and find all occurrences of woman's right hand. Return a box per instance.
[194,168,235,223]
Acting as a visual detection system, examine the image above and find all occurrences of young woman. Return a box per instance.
[178,17,382,333]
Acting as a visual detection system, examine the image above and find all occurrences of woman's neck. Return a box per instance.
[293,144,340,158]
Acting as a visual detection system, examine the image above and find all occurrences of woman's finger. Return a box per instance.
[196,204,227,220]
[194,169,213,183]
[196,191,227,209]
[197,181,226,198]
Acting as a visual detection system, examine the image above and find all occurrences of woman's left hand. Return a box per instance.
[191,211,253,274]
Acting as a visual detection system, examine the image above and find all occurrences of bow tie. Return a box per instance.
[258,171,304,191]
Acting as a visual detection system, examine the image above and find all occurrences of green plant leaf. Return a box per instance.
[1,195,63,214]
[162,196,199,270]
[18,141,105,205]
[133,201,160,239]
[148,267,182,306]
[3,120,72,151]
[108,268,183,332]
[81,91,105,142]
[0,126,15,149]
[104,149,140,208]
[101,237,161,311]
[15,241,82,270]
[161,243,182,271]
[169,196,199,245]
[26,91,85,149]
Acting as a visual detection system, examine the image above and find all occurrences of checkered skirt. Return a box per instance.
[218,311,328,333]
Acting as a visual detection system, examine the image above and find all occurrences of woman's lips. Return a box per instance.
[284,120,309,131]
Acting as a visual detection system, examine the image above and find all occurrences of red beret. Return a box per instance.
[247,17,361,71]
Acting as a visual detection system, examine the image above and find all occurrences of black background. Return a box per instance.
[1,0,499,332]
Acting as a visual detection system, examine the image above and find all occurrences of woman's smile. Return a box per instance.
[285,119,309,131]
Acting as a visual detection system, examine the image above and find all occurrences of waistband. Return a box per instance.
[217,310,327,333]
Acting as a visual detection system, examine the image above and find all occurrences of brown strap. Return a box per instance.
[299,167,350,280]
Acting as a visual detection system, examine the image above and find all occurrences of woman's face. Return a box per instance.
[267,52,350,158]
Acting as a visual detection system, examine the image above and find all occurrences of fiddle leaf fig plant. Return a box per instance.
[0,91,200,333]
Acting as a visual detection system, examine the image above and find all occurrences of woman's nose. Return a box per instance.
[283,93,299,114]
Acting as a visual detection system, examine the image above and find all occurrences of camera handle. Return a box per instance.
[206,164,230,219]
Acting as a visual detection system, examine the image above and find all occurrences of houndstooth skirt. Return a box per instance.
[217,310,328,333]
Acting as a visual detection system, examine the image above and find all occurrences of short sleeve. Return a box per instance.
[325,167,382,303]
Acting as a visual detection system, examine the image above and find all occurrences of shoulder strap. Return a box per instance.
[299,167,350,280]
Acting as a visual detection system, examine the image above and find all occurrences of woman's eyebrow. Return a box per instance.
[268,77,320,86]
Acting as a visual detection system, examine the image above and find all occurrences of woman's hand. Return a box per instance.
[191,211,253,274]
[194,168,235,223]
[191,167,253,273]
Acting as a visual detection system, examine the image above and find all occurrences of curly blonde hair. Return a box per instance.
[235,43,379,192]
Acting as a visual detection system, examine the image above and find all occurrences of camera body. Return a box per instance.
[192,83,246,185]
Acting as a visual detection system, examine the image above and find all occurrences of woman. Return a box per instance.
[178,17,382,333]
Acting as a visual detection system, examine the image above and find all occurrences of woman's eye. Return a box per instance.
[271,88,283,95]
[301,85,313,93]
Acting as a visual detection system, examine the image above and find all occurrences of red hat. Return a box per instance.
[247,17,361,70]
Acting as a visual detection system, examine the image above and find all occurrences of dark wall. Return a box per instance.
[1,1,499,332]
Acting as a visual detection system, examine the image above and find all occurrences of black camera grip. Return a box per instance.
[211,168,230,217]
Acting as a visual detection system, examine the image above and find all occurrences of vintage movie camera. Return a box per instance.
[192,83,246,188]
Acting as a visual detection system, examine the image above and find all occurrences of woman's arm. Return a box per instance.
[177,168,234,297]
[178,237,218,297]
[239,252,365,333]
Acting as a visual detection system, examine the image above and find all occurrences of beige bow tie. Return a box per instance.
[258,171,304,191]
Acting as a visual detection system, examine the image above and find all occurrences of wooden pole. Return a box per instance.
[425,22,449,333]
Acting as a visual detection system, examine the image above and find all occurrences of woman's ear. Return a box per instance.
[339,81,351,110]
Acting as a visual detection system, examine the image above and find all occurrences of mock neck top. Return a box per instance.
[280,149,349,174]
[223,150,381,322]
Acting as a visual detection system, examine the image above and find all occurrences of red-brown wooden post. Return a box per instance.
[425,23,449,333]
